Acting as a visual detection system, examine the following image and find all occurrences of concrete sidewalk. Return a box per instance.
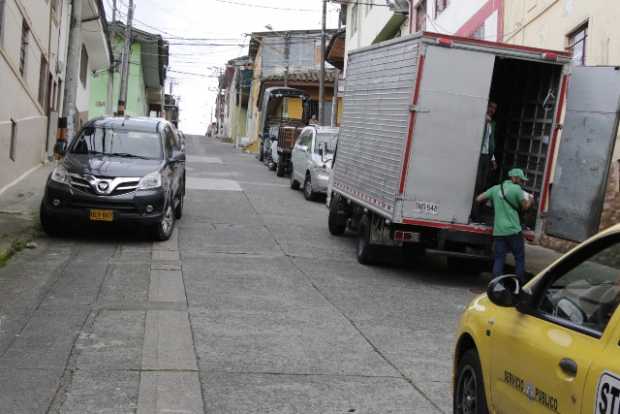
[0,163,53,265]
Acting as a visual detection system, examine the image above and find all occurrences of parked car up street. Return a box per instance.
[40,117,186,241]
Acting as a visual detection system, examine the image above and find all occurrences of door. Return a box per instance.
[582,313,620,414]
[163,127,180,202]
[402,45,495,224]
[304,129,317,172]
[547,66,620,242]
[293,130,311,181]
[490,234,620,413]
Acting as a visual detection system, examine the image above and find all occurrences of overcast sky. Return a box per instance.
[105,0,340,134]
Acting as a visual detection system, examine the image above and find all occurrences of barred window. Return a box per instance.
[20,20,30,76]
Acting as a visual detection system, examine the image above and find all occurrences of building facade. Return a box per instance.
[219,56,251,146]
[504,0,620,248]
[244,29,337,152]
[342,0,504,70]
[89,21,168,119]
[0,0,109,192]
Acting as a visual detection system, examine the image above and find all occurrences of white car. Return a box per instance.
[290,126,339,201]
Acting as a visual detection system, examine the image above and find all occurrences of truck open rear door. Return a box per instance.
[547,66,620,242]
[400,44,495,224]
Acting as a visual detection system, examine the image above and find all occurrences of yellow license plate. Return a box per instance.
[89,209,114,222]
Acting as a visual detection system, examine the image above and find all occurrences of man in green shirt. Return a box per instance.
[476,168,533,282]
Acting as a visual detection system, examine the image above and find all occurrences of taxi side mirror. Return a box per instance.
[487,275,521,307]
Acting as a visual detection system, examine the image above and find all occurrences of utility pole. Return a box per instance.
[117,0,134,116]
[283,33,290,87]
[56,0,83,153]
[330,8,342,128]
[160,79,166,118]
[319,0,327,125]
[330,70,339,127]
[112,0,117,22]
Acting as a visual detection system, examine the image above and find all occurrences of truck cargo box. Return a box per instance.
[332,32,573,236]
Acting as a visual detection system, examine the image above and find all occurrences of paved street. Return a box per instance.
[0,135,486,413]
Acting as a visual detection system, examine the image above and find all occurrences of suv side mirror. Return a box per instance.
[487,275,521,307]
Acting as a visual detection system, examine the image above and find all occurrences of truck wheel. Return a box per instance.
[276,160,286,177]
[357,215,376,265]
[454,349,489,414]
[303,175,316,201]
[40,201,62,237]
[153,205,175,241]
[328,195,346,236]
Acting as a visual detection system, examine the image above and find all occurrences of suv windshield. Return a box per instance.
[70,127,163,159]
[315,133,338,155]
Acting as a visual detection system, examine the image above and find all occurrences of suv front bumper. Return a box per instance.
[43,180,168,224]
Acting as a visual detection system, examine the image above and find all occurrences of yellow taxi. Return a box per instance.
[453,224,620,414]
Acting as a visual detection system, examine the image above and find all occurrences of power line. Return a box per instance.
[213,0,329,12]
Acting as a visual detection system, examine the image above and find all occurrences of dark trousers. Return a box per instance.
[493,233,526,282]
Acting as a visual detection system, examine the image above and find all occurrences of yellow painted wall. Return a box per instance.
[285,98,303,119]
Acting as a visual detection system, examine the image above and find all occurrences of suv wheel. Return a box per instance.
[454,349,489,414]
[40,201,62,237]
[290,167,300,190]
[303,175,316,201]
[174,192,184,219]
[153,205,175,241]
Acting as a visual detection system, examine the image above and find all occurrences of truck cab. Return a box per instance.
[257,87,309,176]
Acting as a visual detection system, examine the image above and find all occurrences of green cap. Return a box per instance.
[508,168,528,182]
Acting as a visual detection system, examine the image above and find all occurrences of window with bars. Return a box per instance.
[568,23,588,66]
[20,20,30,76]
[38,56,49,107]
[0,0,5,45]
[435,0,449,18]
[80,45,89,87]
[9,119,17,162]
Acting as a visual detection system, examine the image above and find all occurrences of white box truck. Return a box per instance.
[328,32,620,270]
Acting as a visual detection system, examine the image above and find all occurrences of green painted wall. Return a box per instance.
[89,35,147,118]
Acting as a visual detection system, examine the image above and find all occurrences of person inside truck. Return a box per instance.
[475,168,534,282]
[477,102,498,191]
[472,102,499,222]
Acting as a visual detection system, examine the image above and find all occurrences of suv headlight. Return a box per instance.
[138,171,162,190]
[50,164,70,184]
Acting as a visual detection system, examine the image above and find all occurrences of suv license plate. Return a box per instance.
[90,209,114,222]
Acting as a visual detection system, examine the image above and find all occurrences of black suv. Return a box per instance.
[41,117,186,241]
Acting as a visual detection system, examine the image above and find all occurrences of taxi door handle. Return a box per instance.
[559,358,578,377]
